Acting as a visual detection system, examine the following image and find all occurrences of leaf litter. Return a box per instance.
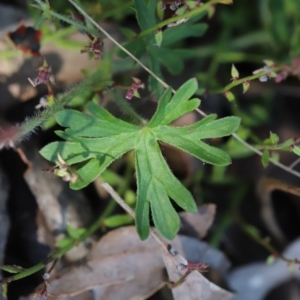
[27,224,232,300]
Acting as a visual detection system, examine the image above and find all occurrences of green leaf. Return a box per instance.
[56,103,139,138]
[147,88,172,127]
[66,225,81,239]
[293,146,300,157]
[103,214,133,228]
[157,131,233,166]
[162,20,208,46]
[134,0,157,31]
[56,237,72,248]
[155,29,163,47]
[266,255,276,265]
[135,130,195,239]
[261,150,270,167]
[0,265,25,274]
[149,47,185,75]
[231,64,239,80]
[40,79,240,240]
[162,78,199,124]
[148,52,164,97]
[270,133,279,144]
[117,39,146,59]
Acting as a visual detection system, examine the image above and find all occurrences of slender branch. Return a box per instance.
[232,133,300,179]
[113,92,147,125]
[67,0,300,182]
[34,0,99,37]
[68,0,172,92]
[211,67,281,93]
[7,71,103,146]
[240,220,300,265]
[101,183,174,257]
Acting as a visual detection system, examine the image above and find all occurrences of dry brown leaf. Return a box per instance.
[162,250,234,300]
[23,146,93,261]
[31,226,230,298]
[88,227,230,275]
[180,204,216,238]
[41,270,164,300]
[87,226,158,260]
[172,235,230,276]
[44,227,163,297]
[47,249,162,297]
[91,270,164,300]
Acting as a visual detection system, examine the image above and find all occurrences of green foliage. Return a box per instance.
[0,265,25,274]
[103,214,133,228]
[40,79,240,240]
[118,0,208,93]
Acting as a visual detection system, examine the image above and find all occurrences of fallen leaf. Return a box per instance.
[43,227,163,297]
[180,204,216,238]
[162,250,234,300]
[47,249,162,297]
[31,227,230,298]
[226,237,300,300]
[23,146,93,261]
[91,270,164,300]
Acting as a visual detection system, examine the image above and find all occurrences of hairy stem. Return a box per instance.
[11,71,102,145]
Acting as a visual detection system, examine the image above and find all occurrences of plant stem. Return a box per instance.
[0,197,115,284]
[113,92,147,125]
[211,67,282,94]
[7,71,102,146]
[34,0,99,37]
[239,220,300,265]
[68,0,172,92]
[66,0,300,183]
[136,0,220,39]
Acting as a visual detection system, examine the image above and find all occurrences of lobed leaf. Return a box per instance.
[135,130,196,240]
[162,79,200,124]
[134,0,157,31]
[162,20,208,46]
[157,132,233,166]
[149,47,185,75]
[56,103,139,138]
[40,79,240,240]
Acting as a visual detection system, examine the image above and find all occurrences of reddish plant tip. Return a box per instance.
[28,60,55,89]
[7,24,42,57]
[0,126,20,149]
[185,261,209,272]
[81,37,104,60]
[125,78,145,100]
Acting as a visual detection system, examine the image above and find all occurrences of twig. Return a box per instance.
[240,220,300,266]
[68,0,171,92]
[101,183,178,259]
[289,157,300,169]
[211,67,281,94]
